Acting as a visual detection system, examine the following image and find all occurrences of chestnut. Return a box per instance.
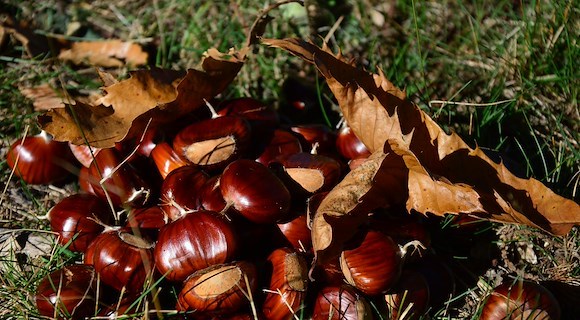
[48,193,112,252]
[159,165,209,221]
[6,131,77,185]
[255,129,303,166]
[154,210,238,282]
[199,175,229,212]
[35,264,102,319]
[69,143,101,168]
[277,214,312,252]
[218,97,280,153]
[312,285,373,320]
[290,124,337,155]
[480,280,561,320]
[273,152,342,196]
[220,159,291,224]
[335,124,371,160]
[84,230,155,293]
[262,248,308,320]
[340,231,402,295]
[78,165,96,195]
[177,261,258,315]
[150,141,188,179]
[173,116,251,171]
[87,148,152,208]
[124,206,167,239]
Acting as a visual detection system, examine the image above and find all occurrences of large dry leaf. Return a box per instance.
[263,38,580,262]
[58,40,148,67]
[39,48,245,148]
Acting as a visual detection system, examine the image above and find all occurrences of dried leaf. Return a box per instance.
[264,38,580,262]
[19,84,65,111]
[58,40,148,67]
[39,50,246,148]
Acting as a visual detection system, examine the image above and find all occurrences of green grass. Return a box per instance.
[0,0,578,318]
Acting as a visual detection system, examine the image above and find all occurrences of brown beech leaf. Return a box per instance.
[264,38,579,262]
[39,48,246,148]
[58,40,149,67]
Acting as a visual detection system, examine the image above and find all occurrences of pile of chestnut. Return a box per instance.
[7,97,562,319]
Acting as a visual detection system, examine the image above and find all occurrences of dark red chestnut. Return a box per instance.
[220,159,291,224]
[277,214,312,252]
[35,264,102,319]
[273,152,342,196]
[177,261,258,315]
[87,148,152,208]
[290,124,337,155]
[340,231,402,295]
[84,230,155,293]
[198,175,229,212]
[78,165,96,195]
[154,210,238,282]
[151,142,188,179]
[173,116,251,171]
[255,129,303,165]
[159,165,209,221]
[262,248,308,320]
[6,131,77,185]
[48,193,112,252]
[480,280,561,320]
[69,143,101,168]
[218,97,279,127]
[312,285,373,320]
[336,124,371,160]
[125,206,167,239]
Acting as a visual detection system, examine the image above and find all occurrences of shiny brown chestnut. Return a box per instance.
[87,148,152,208]
[255,129,303,166]
[35,264,102,319]
[78,165,96,195]
[480,280,561,320]
[6,131,77,185]
[177,261,258,315]
[273,152,342,196]
[154,210,238,282]
[48,193,112,252]
[198,175,228,212]
[159,165,209,221]
[69,143,101,168]
[173,116,251,171]
[277,214,312,252]
[290,124,337,155]
[84,230,155,293]
[124,206,167,240]
[220,159,291,224]
[336,125,371,160]
[340,231,402,295]
[151,141,188,179]
[262,248,308,320]
[218,97,279,149]
[312,285,373,320]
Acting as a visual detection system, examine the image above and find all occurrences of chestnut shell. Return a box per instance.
[35,264,100,319]
[6,132,77,185]
[48,193,112,252]
[154,210,238,282]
